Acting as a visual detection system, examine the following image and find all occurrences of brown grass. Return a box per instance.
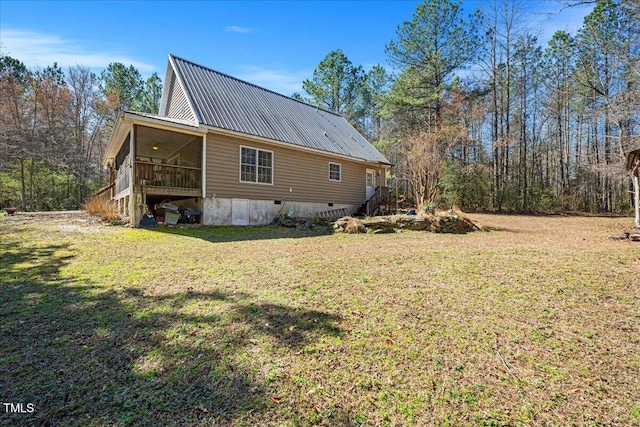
[1,213,639,426]
[83,196,121,222]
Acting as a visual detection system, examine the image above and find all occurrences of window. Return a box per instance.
[366,170,374,187]
[240,146,273,184]
[329,162,341,181]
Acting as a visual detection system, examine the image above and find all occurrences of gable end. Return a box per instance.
[166,76,196,122]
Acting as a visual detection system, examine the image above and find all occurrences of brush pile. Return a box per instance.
[333,210,485,234]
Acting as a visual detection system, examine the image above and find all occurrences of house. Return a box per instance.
[102,54,391,226]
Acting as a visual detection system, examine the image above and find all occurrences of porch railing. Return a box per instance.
[115,165,131,194]
[93,183,115,200]
[135,162,201,189]
[366,186,390,216]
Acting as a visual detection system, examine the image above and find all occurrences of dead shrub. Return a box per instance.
[333,216,366,234]
[83,197,122,223]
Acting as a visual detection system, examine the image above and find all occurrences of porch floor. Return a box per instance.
[135,185,201,198]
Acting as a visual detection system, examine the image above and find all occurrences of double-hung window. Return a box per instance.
[329,162,341,181]
[240,146,273,184]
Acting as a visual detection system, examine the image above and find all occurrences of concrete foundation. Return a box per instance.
[202,197,357,226]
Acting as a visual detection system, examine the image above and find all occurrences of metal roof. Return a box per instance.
[169,54,390,164]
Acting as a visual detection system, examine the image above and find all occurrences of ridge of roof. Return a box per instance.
[168,53,343,119]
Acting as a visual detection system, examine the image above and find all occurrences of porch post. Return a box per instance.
[109,163,115,198]
[128,125,137,225]
[633,159,639,228]
[130,124,136,175]
[202,133,207,198]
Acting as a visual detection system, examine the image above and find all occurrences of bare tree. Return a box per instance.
[67,66,109,207]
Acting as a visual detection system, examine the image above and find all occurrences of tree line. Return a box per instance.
[2,0,638,214]
[0,59,161,210]
[300,0,639,213]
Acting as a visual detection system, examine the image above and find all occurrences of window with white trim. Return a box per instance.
[329,162,341,181]
[240,146,273,184]
[366,170,374,187]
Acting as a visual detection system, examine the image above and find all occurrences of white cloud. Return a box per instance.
[235,65,310,96]
[224,26,253,34]
[0,29,156,73]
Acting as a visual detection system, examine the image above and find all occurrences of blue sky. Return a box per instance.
[1,0,594,96]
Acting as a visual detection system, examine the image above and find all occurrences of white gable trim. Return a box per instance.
[158,61,173,116]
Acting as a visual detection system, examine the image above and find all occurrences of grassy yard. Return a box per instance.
[1,212,639,426]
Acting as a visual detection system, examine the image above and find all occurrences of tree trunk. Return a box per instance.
[634,174,639,228]
[28,158,35,210]
[19,158,27,211]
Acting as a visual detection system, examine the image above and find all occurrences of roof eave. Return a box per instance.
[102,112,131,167]
[124,111,201,132]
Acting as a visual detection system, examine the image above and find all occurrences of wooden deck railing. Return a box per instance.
[366,186,390,216]
[135,162,201,189]
[93,183,115,200]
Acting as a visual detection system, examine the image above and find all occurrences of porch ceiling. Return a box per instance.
[103,111,204,167]
[136,126,201,159]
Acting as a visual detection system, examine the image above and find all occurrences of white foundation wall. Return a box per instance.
[202,197,357,226]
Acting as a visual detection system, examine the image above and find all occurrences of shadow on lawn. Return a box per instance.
[149,223,332,243]
[0,237,342,426]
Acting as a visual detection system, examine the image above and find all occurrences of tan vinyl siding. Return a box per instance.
[206,132,381,205]
[166,77,196,122]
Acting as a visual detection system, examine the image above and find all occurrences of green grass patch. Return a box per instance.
[1,212,639,425]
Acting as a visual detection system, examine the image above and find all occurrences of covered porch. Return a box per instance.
[103,113,206,225]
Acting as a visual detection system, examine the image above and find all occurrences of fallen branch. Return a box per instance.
[494,338,523,384]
